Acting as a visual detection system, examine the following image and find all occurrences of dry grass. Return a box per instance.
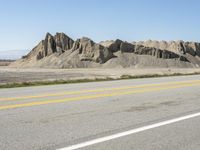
[1,72,200,89]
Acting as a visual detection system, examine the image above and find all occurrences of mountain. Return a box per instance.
[10,33,200,68]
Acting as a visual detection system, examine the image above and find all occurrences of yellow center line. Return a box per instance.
[0,80,200,102]
[0,81,200,110]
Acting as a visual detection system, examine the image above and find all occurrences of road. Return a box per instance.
[0,75,200,150]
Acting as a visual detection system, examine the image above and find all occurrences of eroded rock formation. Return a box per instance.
[10,32,200,68]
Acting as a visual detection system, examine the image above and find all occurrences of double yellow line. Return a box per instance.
[0,80,199,102]
[0,80,200,110]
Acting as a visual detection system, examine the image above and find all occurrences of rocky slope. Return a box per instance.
[10,33,200,68]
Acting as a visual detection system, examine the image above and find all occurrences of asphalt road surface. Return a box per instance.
[1,75,200,150]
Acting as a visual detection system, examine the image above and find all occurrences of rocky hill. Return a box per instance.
[10,33,200,68]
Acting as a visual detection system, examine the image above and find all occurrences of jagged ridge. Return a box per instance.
[10,33,200,68]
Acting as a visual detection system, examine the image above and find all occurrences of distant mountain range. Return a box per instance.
[0,50,29,60]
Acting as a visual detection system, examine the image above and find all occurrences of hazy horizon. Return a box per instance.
[0,49,29,60]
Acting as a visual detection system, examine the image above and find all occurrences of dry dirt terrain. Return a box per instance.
[0,60,14,66]
[6,32,200,86]
[1,66,200,84]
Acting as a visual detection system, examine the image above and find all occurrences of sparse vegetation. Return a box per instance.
[121,72,200,79]
[1,72,200,89]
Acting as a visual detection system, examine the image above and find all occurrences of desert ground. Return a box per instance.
[0,60,14,66]
[1,66,200,84]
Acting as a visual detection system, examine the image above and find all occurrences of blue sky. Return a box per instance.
[0,0,200,51]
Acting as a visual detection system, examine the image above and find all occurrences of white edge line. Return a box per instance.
[57,112,200,150]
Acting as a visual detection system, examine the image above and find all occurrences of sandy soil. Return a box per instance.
[0,61,13,66]
[1,66,200,84]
